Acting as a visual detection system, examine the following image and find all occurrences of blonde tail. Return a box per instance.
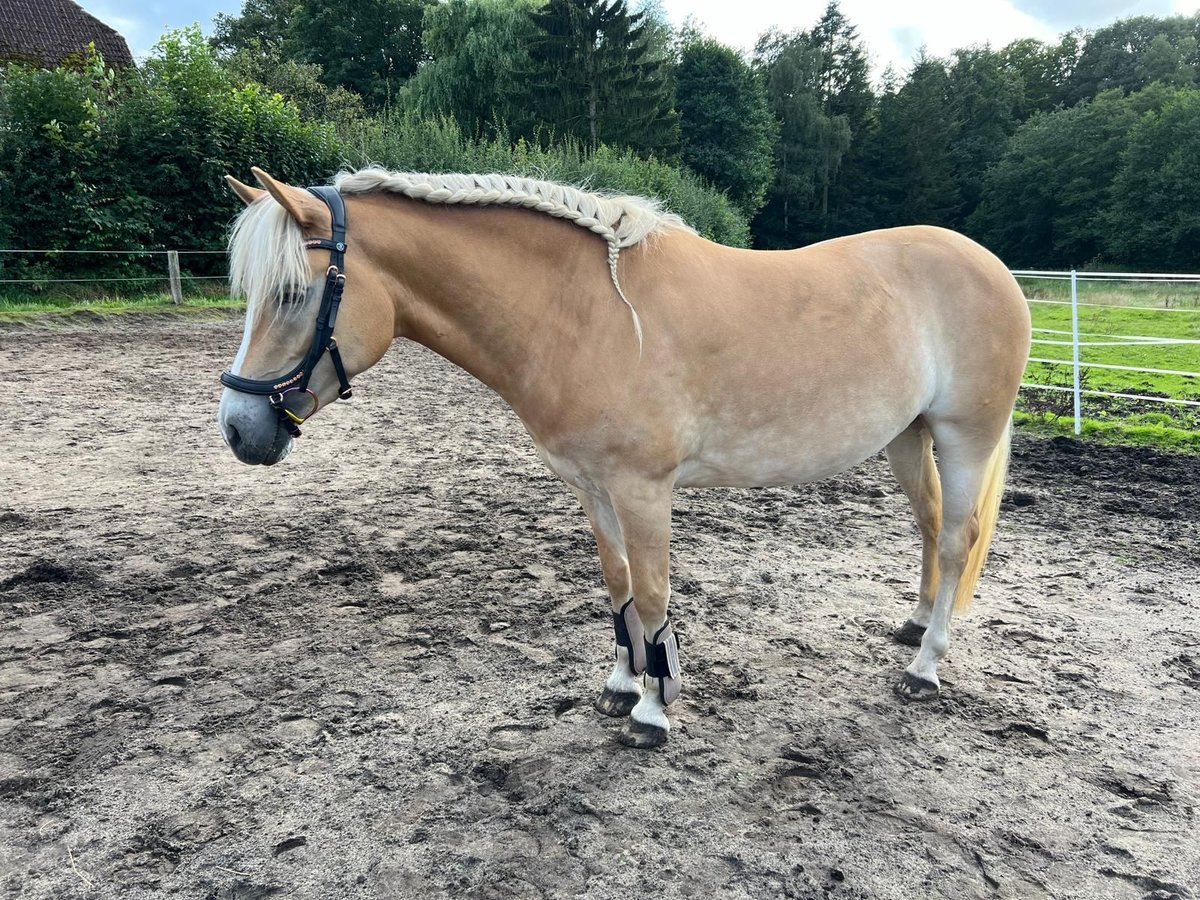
[953,421,1012,613]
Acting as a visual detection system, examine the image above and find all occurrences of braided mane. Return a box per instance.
[333,167,695,345]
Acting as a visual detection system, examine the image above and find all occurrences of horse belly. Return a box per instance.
[674,380,925,489]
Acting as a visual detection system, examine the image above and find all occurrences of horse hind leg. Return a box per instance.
[884,420,942,647]
[572,488,644,718]
[895,419,1011,701]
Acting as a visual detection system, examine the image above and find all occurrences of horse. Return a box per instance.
[216,166,1031,749]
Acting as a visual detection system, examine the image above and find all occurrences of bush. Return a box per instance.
[342,115,750,246]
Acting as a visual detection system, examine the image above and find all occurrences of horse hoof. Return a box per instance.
[894,620,927,647]
[616,719,669,750]
[594,687,640,718]
[894,671,940,702]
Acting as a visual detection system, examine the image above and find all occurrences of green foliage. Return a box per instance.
[674,36,776,216]
[752,31,850,247]
[968,85,1184,267]
[223,47,366,128]
[345,115,750,246]
[946,47,1022,227]
[290,0,435,109]
[751,1,873,246]
[1064,14,1200,104]
[211,0,295,56]
[0,28,340,283]
[520,0,679,155]
[1107,89,1200,271]
[399,0,538,137]
[868,54,959,228]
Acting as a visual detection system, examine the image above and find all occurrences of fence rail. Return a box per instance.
[1015,268,1200,434]
[0,247,226,304]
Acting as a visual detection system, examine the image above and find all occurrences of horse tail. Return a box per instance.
[954,420,1011,613]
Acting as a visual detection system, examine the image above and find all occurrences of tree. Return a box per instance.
[875,53,959,227]
[967,86,1171,266]
[1108,88,1200,270]
[946,47,1023,227]
[211,0,296,56]
[520,0,678,155]
[675,36,776,216]
[223,48,366,128]
[752,37,851,247]
[289,0,436,109]
[400,0,538,138]
[999,35,1079,119]
[1064,14,1200,104]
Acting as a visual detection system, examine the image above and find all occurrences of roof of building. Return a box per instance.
[0,0,133,68]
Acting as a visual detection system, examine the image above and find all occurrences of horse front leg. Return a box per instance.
[572,488,645,717]
[609,479,679,750]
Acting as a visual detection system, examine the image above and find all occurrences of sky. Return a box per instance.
[81,0,1200,78]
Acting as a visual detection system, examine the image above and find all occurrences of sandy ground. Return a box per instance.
[0,316,1198,900]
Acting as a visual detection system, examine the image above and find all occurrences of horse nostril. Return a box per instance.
[225,423,242,452]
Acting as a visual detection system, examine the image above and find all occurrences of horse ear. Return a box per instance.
[225,175,265,206]
[251,166,330,231]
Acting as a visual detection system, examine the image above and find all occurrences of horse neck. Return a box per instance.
[356,196,607,411]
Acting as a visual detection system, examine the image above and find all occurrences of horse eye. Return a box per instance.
[278,288,305,306]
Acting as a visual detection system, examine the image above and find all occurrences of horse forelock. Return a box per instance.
[228,196,309,326]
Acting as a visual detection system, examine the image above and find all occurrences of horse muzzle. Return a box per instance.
[218,391,294,466]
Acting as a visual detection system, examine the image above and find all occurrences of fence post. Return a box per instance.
[1070,268,1081,435]
[167,250,182,305]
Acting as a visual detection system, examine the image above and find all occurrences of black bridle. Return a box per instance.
[220,186,354,438]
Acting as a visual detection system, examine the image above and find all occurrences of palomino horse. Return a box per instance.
[217,167,1031,749]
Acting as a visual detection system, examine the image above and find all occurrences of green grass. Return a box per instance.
[1014,410,1200,452]
[0,291,242,323]
[1017,275,1200,310]
[1024,301,1200,400]
[1017,283,1200,450]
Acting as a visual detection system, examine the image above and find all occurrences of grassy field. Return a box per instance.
[1017,274,1200,309]
[1016,276,1200,448]
[0,290,241,324]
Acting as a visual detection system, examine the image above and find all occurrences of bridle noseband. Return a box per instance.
[220,186,354,438]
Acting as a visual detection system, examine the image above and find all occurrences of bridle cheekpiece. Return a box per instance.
[219,186,354,438]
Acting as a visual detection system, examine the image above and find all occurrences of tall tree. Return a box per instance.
[211,0,296,56]
[967,86,1172,266]
[998,35,1079,119]
[289,0,436,109]
[521,0,678,155]
[752,37,851,248]
[947,47,1023,227]
[876,53,959,227]
[1108,87,1200,270]
[752,3,874,241]
[400,0,538,137]
[1064,14,1200,104]
[675,35,777,216]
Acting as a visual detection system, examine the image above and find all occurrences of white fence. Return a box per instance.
[0,249,226,304]
[1013,269,1200,435]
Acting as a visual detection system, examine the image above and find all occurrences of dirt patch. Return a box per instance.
[1,318,1198,899]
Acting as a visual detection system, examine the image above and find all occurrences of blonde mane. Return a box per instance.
[229,168,693,343]
[335,168,695,345]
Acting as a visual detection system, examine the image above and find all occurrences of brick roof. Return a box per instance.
[0,0,133,68]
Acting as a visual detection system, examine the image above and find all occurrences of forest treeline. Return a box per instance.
[3,0,1200,280]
